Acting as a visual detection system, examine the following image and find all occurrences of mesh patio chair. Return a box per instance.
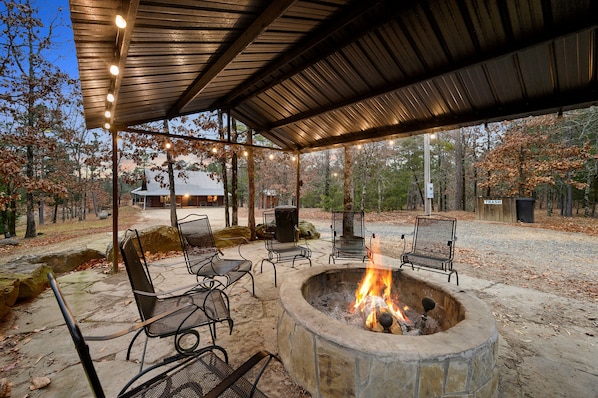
[259,207,311,287]
[400,214,458,284]
[119,234,234,370]
[177,214,255,295]
[329,210,373,264]
[48,273,276,398]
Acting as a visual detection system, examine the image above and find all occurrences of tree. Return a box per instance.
[475,116,590,213]
[0,0,74,237]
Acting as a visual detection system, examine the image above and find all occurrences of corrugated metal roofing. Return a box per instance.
[70,0,598,152]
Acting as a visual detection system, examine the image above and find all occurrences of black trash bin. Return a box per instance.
[516,198,535,223]
[274,205,298,243]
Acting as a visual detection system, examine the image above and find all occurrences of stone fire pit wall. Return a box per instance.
[277,264,499,398]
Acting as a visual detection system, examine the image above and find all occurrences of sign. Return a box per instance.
[426,182,434,199]
[484,199,502,205]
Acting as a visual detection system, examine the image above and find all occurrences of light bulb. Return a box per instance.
[115,14,127,29]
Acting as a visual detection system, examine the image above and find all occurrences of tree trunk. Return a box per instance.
[231,119,239,226]
[454,129,464,210]
[25,145,36,238]
[218,111,230,227]
[343,146,354,212]
[164,120,177,227]
[247,130,256,240]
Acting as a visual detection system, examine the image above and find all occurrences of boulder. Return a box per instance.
[28,248,105,274]
[0,263,53,301]
[106,225,181,260]
[214,226,251,248]
[255,220,320,240]
[0,278,20,319]
[0,238,18,247]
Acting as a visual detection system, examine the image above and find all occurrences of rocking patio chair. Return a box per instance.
[177,214,255,295]
[119,234,234,370]
[259,207,311,287]
[48,273,276,398]
[329,210,373,263]
[400,214,458,284]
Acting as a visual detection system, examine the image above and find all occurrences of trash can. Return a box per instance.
[516,198,535,223]
[274,206,298,243]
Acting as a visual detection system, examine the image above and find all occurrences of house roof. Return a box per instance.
[70,0,598,152]
[131,169,224,197]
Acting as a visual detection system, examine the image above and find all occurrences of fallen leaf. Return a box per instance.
[29,376,51,390]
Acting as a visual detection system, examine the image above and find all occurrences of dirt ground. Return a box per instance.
[1,207,597,397]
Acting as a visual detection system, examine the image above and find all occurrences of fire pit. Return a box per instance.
[278,264,498,397]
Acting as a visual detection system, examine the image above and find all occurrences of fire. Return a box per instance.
[353,240,409,332]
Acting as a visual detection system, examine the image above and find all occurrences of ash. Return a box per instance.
[309,286,440,335]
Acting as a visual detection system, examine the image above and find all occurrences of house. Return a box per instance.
[131,169,224,209]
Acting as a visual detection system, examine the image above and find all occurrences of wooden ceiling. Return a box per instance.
[70,0,598,152]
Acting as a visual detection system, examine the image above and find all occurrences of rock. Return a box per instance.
[0,278,20,318]
[0,263,53,301]
[32,249,105,274]
[298,220,320,239]
[256,220,320,240]
[214,226,251,248]
[0,238,18,247]
[106,225,181,261]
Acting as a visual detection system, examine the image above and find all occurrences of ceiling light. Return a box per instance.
[109,64,119,76]
[115,13,127,29]
[107,92,115,102]
[104,110,111,118]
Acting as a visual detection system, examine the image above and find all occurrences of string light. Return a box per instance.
[107,92,115,102]
[104,122,110,129]
[104,110,111,118]
[110,64,119,76]
[115,13,127,29]
[269,154,274,160]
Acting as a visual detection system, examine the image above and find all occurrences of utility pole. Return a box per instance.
[424,133,433,215]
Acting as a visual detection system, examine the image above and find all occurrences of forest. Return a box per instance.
[1,1,597,239]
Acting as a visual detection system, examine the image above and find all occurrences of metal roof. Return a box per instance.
[69,0,598,152]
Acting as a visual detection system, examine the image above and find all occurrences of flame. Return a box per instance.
[353,239,408,330]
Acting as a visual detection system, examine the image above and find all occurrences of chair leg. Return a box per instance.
[126,328,144,361]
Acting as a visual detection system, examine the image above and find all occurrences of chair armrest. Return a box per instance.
[133,279,225,298]
[85,305,189,341]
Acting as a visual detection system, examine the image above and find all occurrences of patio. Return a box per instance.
[1,208,598,397]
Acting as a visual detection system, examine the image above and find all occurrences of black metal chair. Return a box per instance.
[47,273,276,398]
[119,234,233,370]
[259,207,311,287]
[400,214,458,284]
[177,214,255,295]
[329,210,373,264]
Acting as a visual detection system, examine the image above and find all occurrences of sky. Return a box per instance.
[37,0,79,79]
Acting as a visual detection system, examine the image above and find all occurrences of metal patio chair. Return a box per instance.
[400,214,458,284]
[329,210,373,264]
[177,214,255,295]
[48,273,276,398]
[259,207,311,287]
[119,234,234,370]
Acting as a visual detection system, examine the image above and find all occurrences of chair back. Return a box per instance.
[48,273,105,398]
[412,215,456,259]
[177,214,219,273]
[119,235,158,322]
[331,211,365,238]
